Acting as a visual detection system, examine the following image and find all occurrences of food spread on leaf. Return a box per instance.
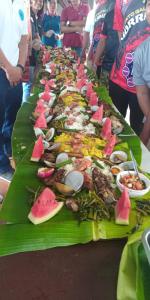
[27,47,150,227]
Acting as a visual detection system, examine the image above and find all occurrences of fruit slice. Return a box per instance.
[31,135,44,162]
[34,113,47,129]
[37,167,55,179]
[34,102,46,114]
[103,134,116,156]
[89,92,98,106]
[40,92,51,101]
[101,117,112,140]
[91,105,103,124]
[28,187,63,225]
[115,187,131,225]
[40,78,47,85]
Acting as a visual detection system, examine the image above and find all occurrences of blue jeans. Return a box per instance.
[0,69,23,174]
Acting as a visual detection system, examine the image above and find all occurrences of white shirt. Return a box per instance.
[84,8,96,45]
[0,0,28,66]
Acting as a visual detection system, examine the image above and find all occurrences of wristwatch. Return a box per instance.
[66,21,70,26]
[17,64,25,73]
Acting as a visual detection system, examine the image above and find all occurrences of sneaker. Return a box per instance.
[0,168,14,181]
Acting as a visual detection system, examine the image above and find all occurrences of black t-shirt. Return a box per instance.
[101,9,119,71]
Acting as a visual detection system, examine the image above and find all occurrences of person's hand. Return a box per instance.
[5,65,22,86]
[32,38,41,51]
[45,30,55,38]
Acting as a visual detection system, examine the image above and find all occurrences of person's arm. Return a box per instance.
[69,19,86,27]
[61,21,82,33]
[136,85,150,146]
[140,111,150,146]
[17,35,28,69]
[93,36,106,66]
[0,48,12,70]
[136,85,150,117]
[82,31,90,51]
[113,0,123,41]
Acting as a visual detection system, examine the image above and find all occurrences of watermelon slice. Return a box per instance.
[31,135,44,162]
[40,92,51,101]
[40,78,47,85]
[28,188,64,225]
[115,188,131,225]
[44,84,50,93]
[48,79,56,88]
[103,134,116,156]
[89,92,98,106]
[76,79,86,89]
[86,87,93,98]
[101,117,112,140]
[91,105,103,124]
[34,113,47,129]
[34,101,46,114]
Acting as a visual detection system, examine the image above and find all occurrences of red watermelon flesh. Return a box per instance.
[28,188,64,225]
[115,188,131,225]
[48,79,55,88]
[91,105,103,123]
[34,102,46,114]
[40,78,47,85]
[34,113,47,129]
[31,135,44,162]
[101,118,112,140]
[89,92,98,106]
[103,134,117,156]
[44,84,50,93]
[86,87,93,98]
[41,92,51,101]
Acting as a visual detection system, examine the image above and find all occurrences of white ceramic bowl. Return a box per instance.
[116,171,150,198]
[110,151,128,164]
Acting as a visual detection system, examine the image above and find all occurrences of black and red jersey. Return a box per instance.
[110,0,150,93]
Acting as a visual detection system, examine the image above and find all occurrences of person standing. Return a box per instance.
[23,0,44,102]
[92,2,119,86]
[88,0,114,78]
[42,0,61,48]
[81,0,99,67]
[133,0,150,146]
[109,0,150,136]
[60,0,89,58]
[0,0,28,180]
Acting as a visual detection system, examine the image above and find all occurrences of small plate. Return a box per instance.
[119,161,134,171]
[110,151,128,164]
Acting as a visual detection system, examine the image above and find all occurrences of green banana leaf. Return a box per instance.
[0,76,145,256]
[117,235,150,300]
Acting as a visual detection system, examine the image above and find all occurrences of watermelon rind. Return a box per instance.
[28,201,64,225]
[115,217,129,225]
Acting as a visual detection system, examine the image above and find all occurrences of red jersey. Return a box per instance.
[61,4,89,48]
[110,0,150,93]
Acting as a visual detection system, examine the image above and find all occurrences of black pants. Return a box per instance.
[109,80,144,136]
